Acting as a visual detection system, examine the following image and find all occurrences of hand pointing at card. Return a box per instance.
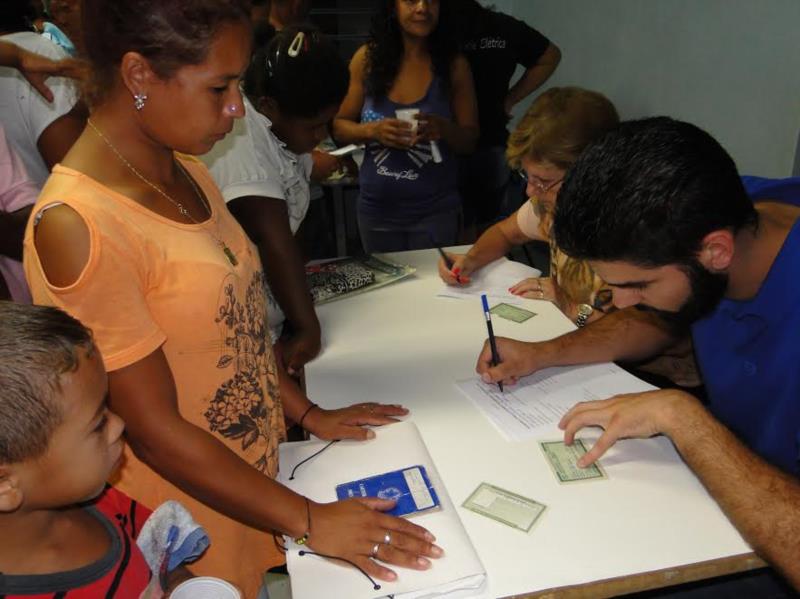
[558,388,702,467]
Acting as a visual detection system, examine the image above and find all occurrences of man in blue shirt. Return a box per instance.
[476,117,800,590]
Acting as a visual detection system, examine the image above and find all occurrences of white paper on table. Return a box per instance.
[455,363,657,441]
[437,258,541,305]
[278,421,486,599]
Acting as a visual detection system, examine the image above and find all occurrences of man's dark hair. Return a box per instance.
[553,116,758,267]
[0,302,93,463]
[244,24,349,118]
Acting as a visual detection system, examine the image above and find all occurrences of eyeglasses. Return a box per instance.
[518,170,563,193]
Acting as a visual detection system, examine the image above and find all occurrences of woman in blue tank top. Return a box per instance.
[334,0,479,252]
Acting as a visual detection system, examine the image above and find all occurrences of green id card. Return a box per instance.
[490,302,536,323]
[540,439,607,483]
[462,482,546,532]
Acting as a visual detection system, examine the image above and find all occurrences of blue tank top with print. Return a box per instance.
[359,74,460,222]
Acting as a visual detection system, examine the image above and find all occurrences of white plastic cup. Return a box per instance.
[170,577,242,599]
[395,108,442,163]
[394,107,420,133]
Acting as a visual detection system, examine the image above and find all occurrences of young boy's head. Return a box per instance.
[0,302,124,513]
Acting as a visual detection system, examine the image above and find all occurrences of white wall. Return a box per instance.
[498,0,800,177]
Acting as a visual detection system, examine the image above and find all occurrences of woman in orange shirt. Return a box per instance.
[24,1,441,596]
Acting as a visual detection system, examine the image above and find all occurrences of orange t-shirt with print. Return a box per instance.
[24,157,286,599]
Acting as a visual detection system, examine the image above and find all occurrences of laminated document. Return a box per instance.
[278,421,487,599]
[336,465,441,517]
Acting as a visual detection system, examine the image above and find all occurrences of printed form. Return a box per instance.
[456,363,656,441]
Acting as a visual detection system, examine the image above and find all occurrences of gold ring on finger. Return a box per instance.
[371,543,380,558]
[383,531,391,545]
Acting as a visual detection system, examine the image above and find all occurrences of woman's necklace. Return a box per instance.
[86,118,238,266]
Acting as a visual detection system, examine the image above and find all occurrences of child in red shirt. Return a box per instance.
[0,303,182,597]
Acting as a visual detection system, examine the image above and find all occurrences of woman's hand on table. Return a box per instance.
[303,402,408,441]
[509,276,558,302]
[510,277,581,320]
[309,497,443,582]
[437,252,475,286]
[371,118,414,149]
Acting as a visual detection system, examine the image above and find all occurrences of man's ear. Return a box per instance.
[0,467,23,512]
[697,229,734,272]
[119,51,158,101]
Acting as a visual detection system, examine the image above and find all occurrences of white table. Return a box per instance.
[305,249,761,598]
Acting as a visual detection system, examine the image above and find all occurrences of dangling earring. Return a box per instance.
[133,93,147,111]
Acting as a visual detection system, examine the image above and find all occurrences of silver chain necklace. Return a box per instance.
[86,118,238,266]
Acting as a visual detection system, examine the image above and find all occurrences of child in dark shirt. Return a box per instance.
[0,302,185,598]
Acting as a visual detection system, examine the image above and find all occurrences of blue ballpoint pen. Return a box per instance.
[480,294,504,392]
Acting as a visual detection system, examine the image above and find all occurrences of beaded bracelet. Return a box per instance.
[294,496,312,545]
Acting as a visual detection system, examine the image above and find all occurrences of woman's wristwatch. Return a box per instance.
[575,303,594,328]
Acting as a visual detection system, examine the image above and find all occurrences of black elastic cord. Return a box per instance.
[298,550,381,591]
[298,403,318,429]
[288,440,339,480]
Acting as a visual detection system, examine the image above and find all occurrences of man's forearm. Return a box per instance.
[538,308,676,369]
[669,401,800,589]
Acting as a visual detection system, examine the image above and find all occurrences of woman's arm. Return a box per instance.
[438,208,539,285]
[37,104,87,170]
[227,195,320,373]
[332,46,413,149]
[0,41,84,102]
[111,349,314,534]
[33,205,309,534]
[275,347,407,441]
[416,55,479,154]
[33,207,441,582]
